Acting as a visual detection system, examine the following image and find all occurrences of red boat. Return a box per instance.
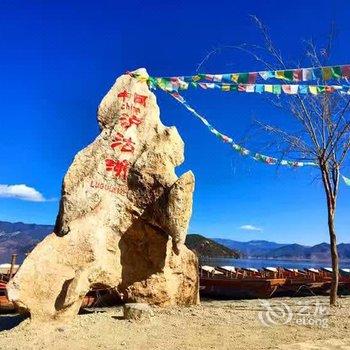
[199,265,350,299]
[1,256,350,312]
[0,281,15,312]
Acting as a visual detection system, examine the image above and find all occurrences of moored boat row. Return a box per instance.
[1,259,349,313]
[200,265,350,298]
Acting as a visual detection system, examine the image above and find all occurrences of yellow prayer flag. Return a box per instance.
[309,86,318,95]
[275,71,285,80]
[264,85,273,93]
[231,74,239,82]
[137,76,148,83]
[322,67,332,80]
[221,84,231,92]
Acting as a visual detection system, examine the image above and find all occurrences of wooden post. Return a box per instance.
[9,254,17,280]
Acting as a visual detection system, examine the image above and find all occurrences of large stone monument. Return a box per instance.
[7,69,199,321]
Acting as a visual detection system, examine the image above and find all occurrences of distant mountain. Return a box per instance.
[1,219,349,263]
[185,234,240,258]
[214,238,350,261]
[0,221,53,263]
[214,239,286,257]
[338,243,350,258]
[0,221,241,264]
[267,244,309,259]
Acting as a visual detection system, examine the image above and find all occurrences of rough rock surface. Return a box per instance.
[123,303,154,320]
[7,68,199,321]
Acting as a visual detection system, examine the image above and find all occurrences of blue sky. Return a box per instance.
[0,0,349,245]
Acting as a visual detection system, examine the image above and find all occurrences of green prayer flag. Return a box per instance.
[331,66,342,79]
[237,73,249,84]
[192,74,204,82]
[254,154,264,162]
[284,70,293,81]
[148,77,156,89]
[212,129,220,137]
[273,85,282,94]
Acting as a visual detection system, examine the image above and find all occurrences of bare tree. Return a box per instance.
[238,17,350,305]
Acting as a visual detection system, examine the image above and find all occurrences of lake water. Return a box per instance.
[200,257,350,269]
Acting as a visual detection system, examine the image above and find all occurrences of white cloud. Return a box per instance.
[239,224,263,232]
[0,184,46,202]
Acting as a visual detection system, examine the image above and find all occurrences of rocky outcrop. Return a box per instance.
[7,68,199,321]
[123,303,154,320]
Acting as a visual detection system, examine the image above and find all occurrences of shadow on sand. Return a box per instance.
[0,314,27,332]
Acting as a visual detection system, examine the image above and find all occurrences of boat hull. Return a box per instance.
[200,277,286,299]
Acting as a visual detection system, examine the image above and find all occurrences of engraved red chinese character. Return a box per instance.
[111,132,135,153]
[134,93,148,107]
[105,159,129,180]
[120,114,142,129]
[117,90,131,102]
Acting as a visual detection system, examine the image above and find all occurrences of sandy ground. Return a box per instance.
[0,296,350,350]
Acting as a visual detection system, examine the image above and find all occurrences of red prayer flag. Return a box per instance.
[248,72,257,84]
[341,65,350,79]
[238,84,247,92]
[293,69,302,82]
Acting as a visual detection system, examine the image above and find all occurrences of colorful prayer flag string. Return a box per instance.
[152,64,350,85]
[165,89,318,168]
[152,79,350,95]
[128,70,350,184]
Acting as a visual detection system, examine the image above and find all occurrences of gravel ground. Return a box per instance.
[0,296,349,350]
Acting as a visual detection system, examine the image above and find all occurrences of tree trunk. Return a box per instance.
[321,165,340,306]
[328,208,339,305]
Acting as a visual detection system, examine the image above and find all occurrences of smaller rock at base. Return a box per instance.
[123,303,154,320]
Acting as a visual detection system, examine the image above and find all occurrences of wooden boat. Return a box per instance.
[200,266,286,299]
[0,281,15,313]
[200,276,286,299]
[263,267,278,277]
[200,265,224,277]
[0,263,19,276]
[311,268,350,295]
[199,265,350,299]
[0,256,18,313]
[0,296,15,313]
[216,266,243,278]
[1,255,350,308]
[340,268,350,276]
[282,268,306,278]
[338,269,350,295]
[276,276,331,296]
